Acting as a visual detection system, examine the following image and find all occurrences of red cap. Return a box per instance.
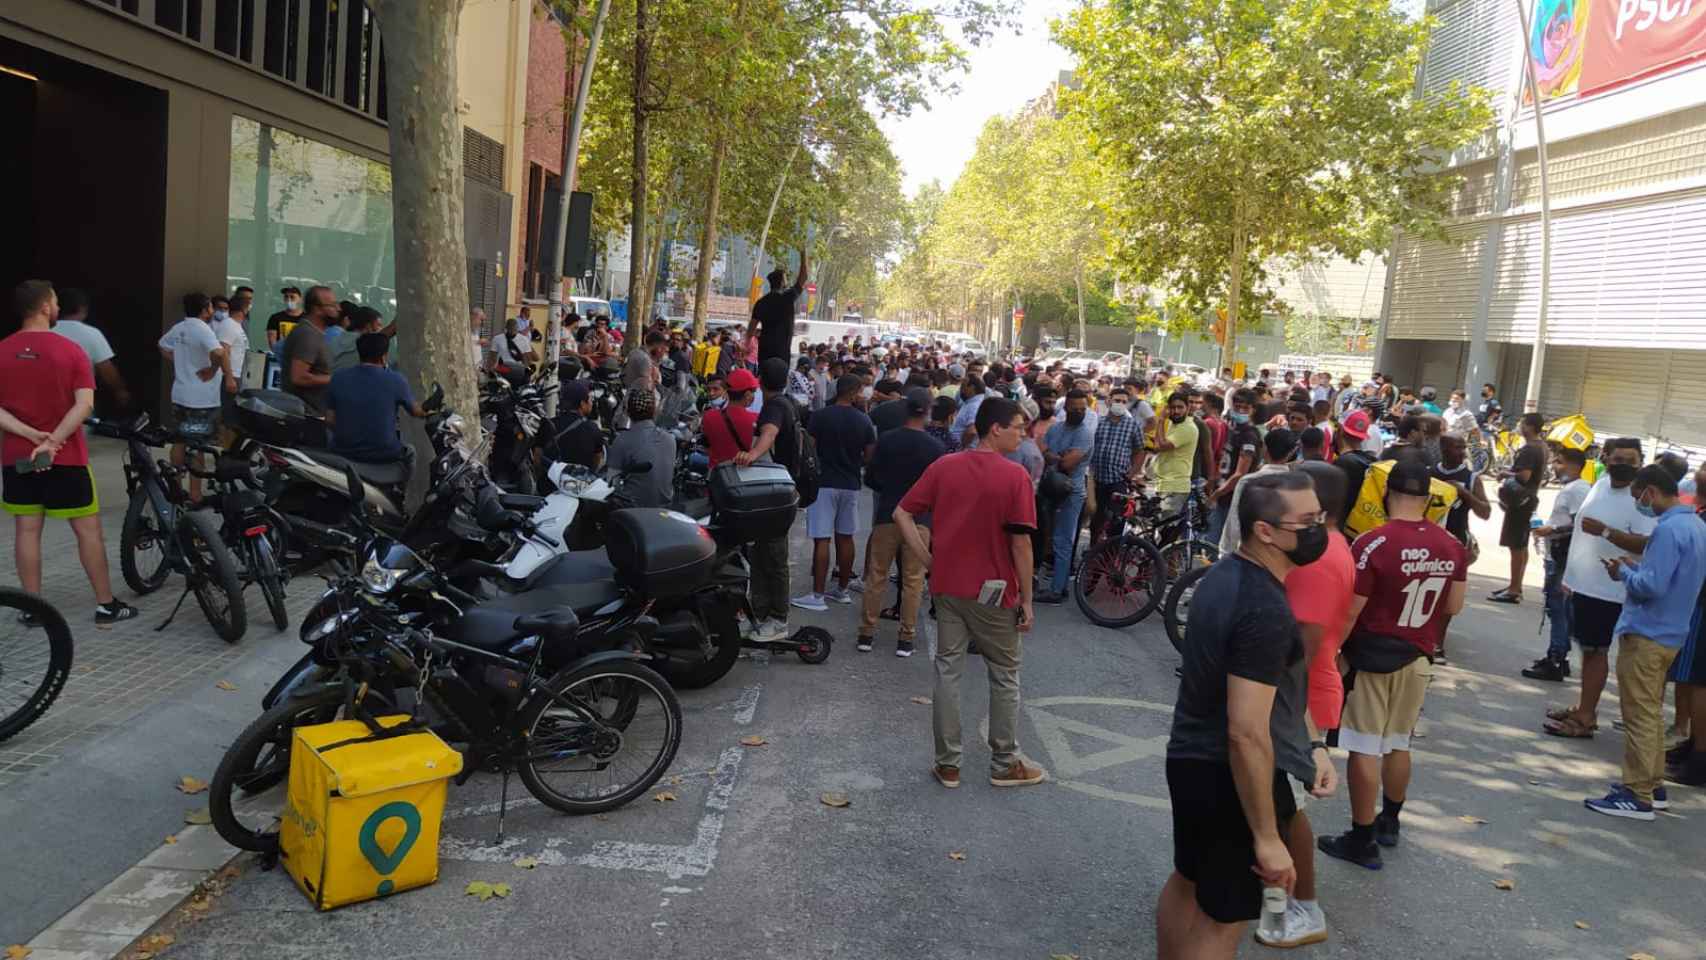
[1341,409,1371,440]
[726,368,759,392]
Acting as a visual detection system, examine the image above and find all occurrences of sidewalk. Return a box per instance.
[0,437,320,946]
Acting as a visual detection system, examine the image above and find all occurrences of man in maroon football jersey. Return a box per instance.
[1318,458,1466,870]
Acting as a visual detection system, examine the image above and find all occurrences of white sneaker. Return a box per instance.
[791,593,829,612]
[751,618,790,643]
[844,576,867,594]
[1255,899,1327,948]
[824,586,853,605]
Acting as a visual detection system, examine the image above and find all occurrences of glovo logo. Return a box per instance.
[357,801,422,896]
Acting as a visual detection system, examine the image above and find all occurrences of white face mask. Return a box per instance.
[213,310,229,322]
[861,386,874,400]
[1109,401,1130,417]
[285,298,301,311]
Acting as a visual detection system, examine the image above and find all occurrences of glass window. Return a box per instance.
[226,114,395,349]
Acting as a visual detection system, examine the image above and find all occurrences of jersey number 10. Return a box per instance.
[1398,577,1448,629]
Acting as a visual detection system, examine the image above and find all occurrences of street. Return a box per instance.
[7,466,1706,960]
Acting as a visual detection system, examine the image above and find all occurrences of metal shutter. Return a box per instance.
[463,127,505,189]
[1581,347,1665,439]
[1658,350,1706,451]
[1538,345,1586,418]
[1421,0,1517,98]
[1418,340,1466,394]
[1386,226,1487,340]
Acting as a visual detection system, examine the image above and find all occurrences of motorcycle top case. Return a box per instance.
[280,716,462,911]
[235,389,327,447]
[708,461,798,544]
[604,507,718,600]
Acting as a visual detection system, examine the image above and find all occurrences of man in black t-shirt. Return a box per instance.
[1490,412,1548,603]
[1208,388,1262,545]
[748,252,808,367]
[736,357,801,641]
[1161,471,1329,957]
[858,388,944,656]
[551,380,604,471]
[265,285,304,348]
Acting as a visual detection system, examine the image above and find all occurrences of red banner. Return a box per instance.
[1579,0,1706,94]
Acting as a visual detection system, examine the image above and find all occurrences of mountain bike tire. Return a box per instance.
[0,590,74,744]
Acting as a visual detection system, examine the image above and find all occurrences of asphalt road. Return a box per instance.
[147,504,1706,960]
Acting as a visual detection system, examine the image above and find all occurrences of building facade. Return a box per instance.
[1377,0,1706,449]
[1,0,563,409]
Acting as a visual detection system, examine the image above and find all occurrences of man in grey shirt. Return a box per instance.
[281,285,336,413]
[605,389,676,508]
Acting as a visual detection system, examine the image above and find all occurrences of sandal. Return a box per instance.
[1544,715,1596,738]
[1487,590,1521,604]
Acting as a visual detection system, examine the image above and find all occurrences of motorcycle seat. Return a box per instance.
[300,448,412,487]
[454,585,596,650]
[528,549,618,588]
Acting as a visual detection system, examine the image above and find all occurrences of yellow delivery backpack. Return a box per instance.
[1345,460,1460,537]
[692,341,720,377]
[280,716,462,910]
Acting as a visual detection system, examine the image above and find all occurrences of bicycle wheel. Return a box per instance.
[0,590,74,744]
[209,686,344,853]
[180,510,248,644]
[119,492,171,595]
[517,659,682,815]
[1467,443,1490,476]
[1163,562,1213,655]
[1072,534,1165,628]
[250,536,289,632]
[1159,537,1219,585]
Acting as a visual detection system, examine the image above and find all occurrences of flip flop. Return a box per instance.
[1487,591,1521,604]
[1544,716,1595,738]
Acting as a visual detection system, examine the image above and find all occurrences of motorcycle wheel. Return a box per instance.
[654,627,740,690]
[180,509,248,644]
[517,659,682,815]
[119,492,171,595]
[208,685,345,853]
[1072,534,1165,628]
[251,536,289,631]
[794,626,833,664]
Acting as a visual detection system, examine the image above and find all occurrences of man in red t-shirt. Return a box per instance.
[701,368,759,468]
[0,281,136,624]
[894,396,1046,790]
[1318,459,1465,870]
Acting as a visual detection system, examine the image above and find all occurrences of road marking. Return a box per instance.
[733,683,761,725]
[1020,696,1173,810]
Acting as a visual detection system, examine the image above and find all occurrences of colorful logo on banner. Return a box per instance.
[1530,0,1706,101]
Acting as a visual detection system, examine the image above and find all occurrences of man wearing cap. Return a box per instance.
[748,252,809,367]
[606,389,676,508]
[553,380,604,471]
[1318,458,1466,869]
[858,388,946,656]
[266,285,304,348]
[1332,410,1377,533]
[703,368,760,468]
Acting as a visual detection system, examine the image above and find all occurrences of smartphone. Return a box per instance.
[977,579,1007,606]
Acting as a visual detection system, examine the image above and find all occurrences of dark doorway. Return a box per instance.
[0,37,168,413]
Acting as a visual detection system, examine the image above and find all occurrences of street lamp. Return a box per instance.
[1513,0,1553,414]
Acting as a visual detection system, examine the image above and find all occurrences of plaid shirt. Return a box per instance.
[1089,412,1142,485]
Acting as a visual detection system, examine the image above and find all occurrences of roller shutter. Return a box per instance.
[1580,347,1666,440]
[1420,0,1518,99]
[1658,350,1706,451]
[1418,340,1466,395]
[1386,226,1487,341]
[1538,346,1586,418]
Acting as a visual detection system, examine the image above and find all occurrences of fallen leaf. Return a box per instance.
[186,896,212,912]
[653,791,678,803]
[164,834,178,845]
[1492,877,1515,891]
[215,680,238,691]
[820,792,851,808]
[1049,955,1081,960]
[1527,778,1544,785]
[184,807,212,825]
[1458,815,1489,825]
[177,775,209,795]
[464,880,511,901]
[909,696,932,705]
[739,735,767,747]
[5,946,30,960]
[1629,953,1657,960]
[513,857,540,870]
[668,775,684,786]
[948,851,967,861]
[140,934,174,951]
[1574,920,1591,930]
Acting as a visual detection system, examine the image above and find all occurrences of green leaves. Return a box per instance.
[464,881,511,901]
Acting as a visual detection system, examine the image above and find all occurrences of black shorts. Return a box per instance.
[1166,758,1297,924]
[2,464,100,519]
[1500,504,1537,549]
[1571,593,1622,650]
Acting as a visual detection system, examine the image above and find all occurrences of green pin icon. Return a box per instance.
[357,801,422,896]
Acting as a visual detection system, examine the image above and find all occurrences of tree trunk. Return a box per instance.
[367,0,478,433]
[626,0,651,352]
[1074,266,1087,350]
[1223,196,1246,373]
[690,134,728,341]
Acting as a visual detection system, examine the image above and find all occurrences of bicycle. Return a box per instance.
[1162,562,1212,655]
[90,416,249,643]
[0,589,75,744]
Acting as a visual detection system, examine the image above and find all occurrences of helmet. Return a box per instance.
[1419,386,1438,401]
[1038,469,1073,503]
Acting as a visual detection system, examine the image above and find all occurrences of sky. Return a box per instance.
[878,0,1077,197]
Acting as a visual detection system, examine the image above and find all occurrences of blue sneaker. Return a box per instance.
[1585,784,1655,821]
[1610,782,1668,810]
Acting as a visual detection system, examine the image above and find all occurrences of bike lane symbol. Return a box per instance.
[1020,695,1173,810]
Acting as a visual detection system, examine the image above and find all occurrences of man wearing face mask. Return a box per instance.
[266,285,304,348]
[1441,389,1477,438]
[1318,459,1466,869]
[1035,389,1096,604]
[1085,385,1152,546]
[1208,388,1262,545]
[1542,438,1656,738]
[1489,412,1548,604]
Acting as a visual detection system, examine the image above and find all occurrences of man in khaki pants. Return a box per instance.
[1586,464,1706,821]
[894,396,1046,789]
[857,389,944,656]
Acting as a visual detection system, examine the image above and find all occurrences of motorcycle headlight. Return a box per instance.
[361,556,404,595]
[359,538,423,595]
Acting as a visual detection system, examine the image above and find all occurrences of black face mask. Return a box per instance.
[1281,523,1330,566]
[1607,462,1638,484]
[1066,410,1087,427]
[1169,413,1187,424]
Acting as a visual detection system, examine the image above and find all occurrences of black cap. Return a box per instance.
[563,381,591,407]
[904,387,932,416]
[1388,457,1432,497]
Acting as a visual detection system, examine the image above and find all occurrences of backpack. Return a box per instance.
[790,400,822,508]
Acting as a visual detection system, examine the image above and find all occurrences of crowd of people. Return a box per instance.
[8,269,1706,957]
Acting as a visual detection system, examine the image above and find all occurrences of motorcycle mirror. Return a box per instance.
[426,382,445,411]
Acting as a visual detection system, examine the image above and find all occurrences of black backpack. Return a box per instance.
[789,399,821,508]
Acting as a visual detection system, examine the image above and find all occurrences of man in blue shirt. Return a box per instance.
[1586,464,1706,821]
[949,374,987,449]
[325,333,425,465]
[1036,389,1094,604]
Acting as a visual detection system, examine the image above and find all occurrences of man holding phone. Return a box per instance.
[0,280,136,625]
